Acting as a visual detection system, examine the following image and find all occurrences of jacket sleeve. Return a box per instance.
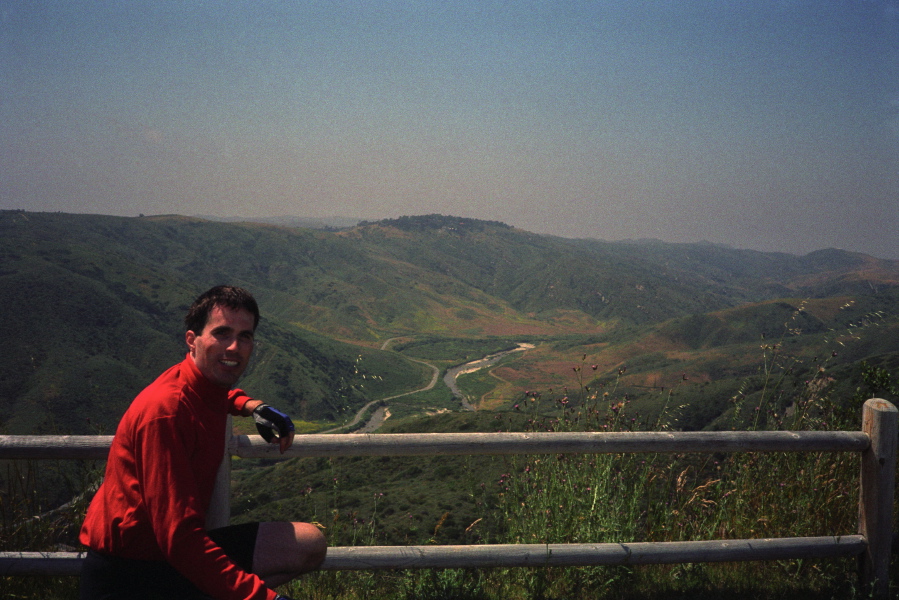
[134,415,277,600]
[229,389,254,415]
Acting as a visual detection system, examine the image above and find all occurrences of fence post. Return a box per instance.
[206,415,232,530]
[858,398,897,599]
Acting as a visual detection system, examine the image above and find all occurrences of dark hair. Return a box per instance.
[184,286,260,334]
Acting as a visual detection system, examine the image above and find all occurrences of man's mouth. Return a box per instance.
[220,359,240,368]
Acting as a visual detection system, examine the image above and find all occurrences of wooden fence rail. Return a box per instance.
[0,398,896,598]
[0,430,871,461]
[0,536,870,575]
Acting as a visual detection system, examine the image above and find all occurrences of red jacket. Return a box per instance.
[80,355,276,600]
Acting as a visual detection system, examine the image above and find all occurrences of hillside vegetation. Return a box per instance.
[3,210,899,599]
[2,210,898,436]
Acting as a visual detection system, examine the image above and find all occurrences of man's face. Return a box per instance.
[186,305,256,388]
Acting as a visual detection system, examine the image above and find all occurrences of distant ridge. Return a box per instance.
[195,214,361,230]
[360,214,514,231]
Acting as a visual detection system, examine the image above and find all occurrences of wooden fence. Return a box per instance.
[0,398,895,598]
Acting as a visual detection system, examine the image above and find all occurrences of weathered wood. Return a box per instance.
[207,415,233,530]
[0,435,113,460]
[0,552,87,576]
[858,398,898,600]
[320,536,867,570]
[0,430,870,461]
[230,430,870,459]
[0,399,892,591]
[0,536,866,575]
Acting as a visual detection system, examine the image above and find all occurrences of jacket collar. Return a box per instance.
[181,353,231,410]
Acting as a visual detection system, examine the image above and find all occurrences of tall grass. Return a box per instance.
[486,303,899,600]
[0,460,96,599]
[487,361,866,599]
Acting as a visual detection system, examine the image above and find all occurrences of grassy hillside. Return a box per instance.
[2,210,899,599]
[472,294,899,429]
[2,210,898,436]
[228,359,898,600]
[0,212,431,433]
[231,411,520,547]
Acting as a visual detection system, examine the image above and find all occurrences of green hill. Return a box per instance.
[0,212,430,433]
[1,210,898,437]
[2,209,898,600]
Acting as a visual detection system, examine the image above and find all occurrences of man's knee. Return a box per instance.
[293,522,327,571]
[254,521,327,575]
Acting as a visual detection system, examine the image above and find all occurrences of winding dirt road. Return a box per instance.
[325,340,530,433]
[322,341,439,433]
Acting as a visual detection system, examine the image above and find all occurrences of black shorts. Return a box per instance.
[79,522,260,600]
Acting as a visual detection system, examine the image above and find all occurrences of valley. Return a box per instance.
[2,210,899,590]
[2,210,897,439]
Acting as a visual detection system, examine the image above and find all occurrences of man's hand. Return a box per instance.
[252,404,296,454]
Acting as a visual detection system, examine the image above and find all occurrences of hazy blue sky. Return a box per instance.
[2,1,898,258]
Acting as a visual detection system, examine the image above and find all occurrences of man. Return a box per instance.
[80,286,326,600]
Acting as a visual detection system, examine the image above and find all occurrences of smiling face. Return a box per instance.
[185,304,256,388]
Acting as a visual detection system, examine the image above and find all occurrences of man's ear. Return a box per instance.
[185,330,197,354]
